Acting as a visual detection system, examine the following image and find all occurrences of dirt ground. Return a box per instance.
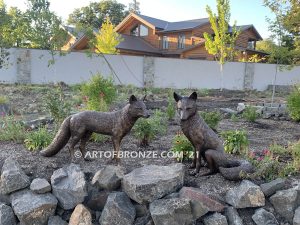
[0,84,300,224]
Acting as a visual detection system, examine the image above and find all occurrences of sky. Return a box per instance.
[5,0,274,39]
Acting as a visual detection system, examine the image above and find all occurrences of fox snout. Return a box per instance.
[179,111,189,121]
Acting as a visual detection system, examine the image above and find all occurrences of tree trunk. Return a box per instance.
[220,63,224,91]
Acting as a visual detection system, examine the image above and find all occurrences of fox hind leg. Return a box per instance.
[79,131,92,160]
[67,133,84,162]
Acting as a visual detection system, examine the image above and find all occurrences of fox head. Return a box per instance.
[128,95,150,118]
[173,92,198,121]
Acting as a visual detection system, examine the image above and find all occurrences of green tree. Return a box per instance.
[203,0,239,90]
[93,17,123,54]
[128,0,140,14]
[0,0,10,68]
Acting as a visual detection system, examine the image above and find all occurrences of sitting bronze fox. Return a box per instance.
[174,92,254,180]
[40,95,150,161]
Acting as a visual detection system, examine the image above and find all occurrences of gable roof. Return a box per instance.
[117,34,160,53]
[229,24,263,40]
[138,14,168,29]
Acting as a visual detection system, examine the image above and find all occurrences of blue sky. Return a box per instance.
[6,0,274,39]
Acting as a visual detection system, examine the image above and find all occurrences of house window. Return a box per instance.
[130,25,138,36]
[248,40,256,49]
[162,36,168,49]
[178,34,185,49]
[139,25,148,36]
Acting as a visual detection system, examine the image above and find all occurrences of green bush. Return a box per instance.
[24,126,54,151]
[221,130,249,155]
[133,110,167,146]
[166,93,176,120]
[171,133,194,162]
[199,111,222,131]
[0,115,27,143]
[287,84,300,122]
[81,74,117,111]
[242,106,259,122]
[0,96,7,104]
[230,114,239,122]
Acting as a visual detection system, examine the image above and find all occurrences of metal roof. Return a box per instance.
[117,34,160,53]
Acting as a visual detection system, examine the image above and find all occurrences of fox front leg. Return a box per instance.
[189,150,197,169]
[189,148,201,176]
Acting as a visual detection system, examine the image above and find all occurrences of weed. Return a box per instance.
[0,115,27,143]
[0,96,7,104]
[24,126,54,151]
[166,91,176,120]
[230,114,239,122]
[199,111,222,131]
[242,106,259,122]
[269,142,288,156]
[90,133,110,143]
[287,84,300,121]
[290,140,300,170]
[171,132,194,162]
[221,130,249,155]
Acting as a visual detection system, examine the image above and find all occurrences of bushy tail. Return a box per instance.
[219,160,254,181]
[40,116,71,157]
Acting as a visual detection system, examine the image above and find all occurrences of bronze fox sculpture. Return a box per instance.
[174,92,254,180]
[40,95,150,161]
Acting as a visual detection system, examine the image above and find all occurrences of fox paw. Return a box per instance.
[188,163,196,169]
[189,169,198,176]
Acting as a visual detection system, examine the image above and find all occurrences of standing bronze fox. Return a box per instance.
[40,95,150,161]
[174,92,254,180]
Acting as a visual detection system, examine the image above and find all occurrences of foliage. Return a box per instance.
[0,96,7,104]
[242,106,259,122]
[93,17,123,54]
[0,115,27,143]
[24,126,53,151]
[221,130,249,155]
[287,84,300,121]
[133,110,167,146]
[44,87,71,125]
[128,0,140,14]
[166,92,176,120]
[81,73,117,111]
[238,54,266,63]
[90,133,109,143]
[230,114,239,122]
[171,132,194,162]
[290,140,300,170]
[269,142,287,156]
[199,111,222,131]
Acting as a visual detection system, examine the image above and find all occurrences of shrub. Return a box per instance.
[166,93,176,120]
[133,110,167,146]
[81,74,117,111]
[0,115,27,143]
[24,126,54,151]
[171,132,194,162]
[269,142,288,156]
[230,114,239,122]
[221,130,249,155]
[0,96,7,104]
[242,106,259,122]
[290,140,300,170]
[199,111,222,131]
[287,84,300,121]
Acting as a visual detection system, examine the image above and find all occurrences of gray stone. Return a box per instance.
[0,103,12,116]
[0,158,30,194]
[69,204,92,225]
[100,192,136,225]
[134,214,152,225]
[0,203,16,225]
[225,180,265,208]
[179,187,225,219]
[237,103,246,113]
[91,165,125,191]
[85,190,109,211]
[48,215,67,225]
[204,212,228,225]
[150,198,193,225]
[11,190,57,225]
[30,178,51,194]
[134,204,149,218]
[225,207,243,225]
[220,108,238,115]
[260,178,285,197]
[51,164,87,210]
[252,208,278,225]
[270,188,298,223]
[122,164,184,204]
[294,206,300,225]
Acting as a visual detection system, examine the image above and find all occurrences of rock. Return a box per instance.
[203,212,228,225]
[134,214,152,225]
[260,178,285,197]
[85,190,109,211]
[225,180,265,208]
[0,158,30,194]
[91,165,125,191]
[164,192,180,199]
[134,204,149,218]
[51,164,87,210]
[220,108,238,115]
[30,178,51,194]
[237,103,246,113]
[294,206,300,225]
[0,103,12,116]
[179,187,224,219]
[150,198,193,225]
[69,204,92,225]
[0,203,16,225]
[269,188,298,223]
[11,190,57,225]
[251,208,278,225]
[23,117,53,130]
[225,207,243,225]
[99,192,136,225]
[48,215,67,225]
[122,164,184,204]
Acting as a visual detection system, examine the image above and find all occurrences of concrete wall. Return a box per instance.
[1,48,300,91]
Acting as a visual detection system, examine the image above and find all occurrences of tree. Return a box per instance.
[203,0,239,90]
[128,0,140,14]
[93,17,123,54]
[0,0,10,68]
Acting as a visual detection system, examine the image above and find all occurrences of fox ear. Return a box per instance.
[189,92,197,100]
[129,95,137,104]
[173,92,182,102]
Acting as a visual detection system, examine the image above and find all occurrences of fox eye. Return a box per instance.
[178,108,182,110]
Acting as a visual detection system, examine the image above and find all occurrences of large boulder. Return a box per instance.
[99,192,136,225]
[251,208,278,225]
[122,164,184,204]
[0,203,16,225]
[203,212,228,225]
[179,187,225,219]
[91,165,125,191]
[150,198,193,225]
[259,178,285,197]
[69,204,92,225]
[0,158,30,194]
[294,206,300,225]
[225,180,265,208]
[30,178,51,194]
[51,164,87,210]
[85,190,110,211]
[11,190,57,225]
[269,188,298,223]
